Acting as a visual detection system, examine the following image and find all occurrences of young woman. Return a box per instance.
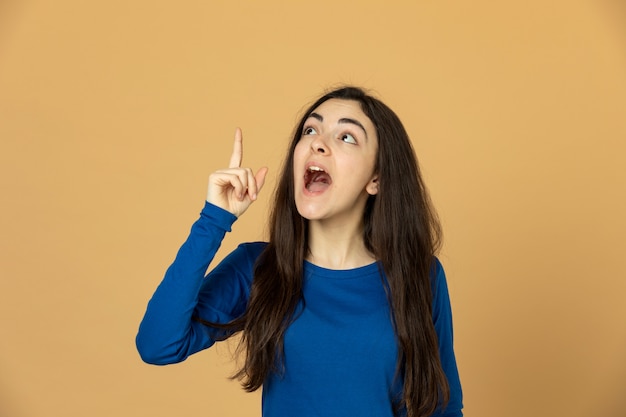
[136,86,463,417]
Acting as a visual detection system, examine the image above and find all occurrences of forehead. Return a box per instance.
[311,99,370,123]
[309,98,377,140]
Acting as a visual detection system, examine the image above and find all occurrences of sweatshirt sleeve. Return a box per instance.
[135,202,246,365]
[430,259,464,417]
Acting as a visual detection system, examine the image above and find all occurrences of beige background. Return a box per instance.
[1,1,625,416]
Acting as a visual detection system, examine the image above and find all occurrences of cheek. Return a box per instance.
[365,152,378,178]
[294,138,308,153]
[292,148,304,181]
[292,142,307,168]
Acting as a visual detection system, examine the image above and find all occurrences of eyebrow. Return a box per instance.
[308,112,369,140]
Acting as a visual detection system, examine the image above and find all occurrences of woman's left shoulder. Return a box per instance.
[430,257,446,282]
[430,257,451,298]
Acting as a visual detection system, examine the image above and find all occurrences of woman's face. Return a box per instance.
[293,98,379,224]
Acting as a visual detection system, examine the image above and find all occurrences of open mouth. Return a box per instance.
[304,166,332,192]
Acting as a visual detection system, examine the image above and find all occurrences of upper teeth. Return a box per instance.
[308,166,324,172]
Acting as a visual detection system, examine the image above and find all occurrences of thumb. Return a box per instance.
[254,167,269,196]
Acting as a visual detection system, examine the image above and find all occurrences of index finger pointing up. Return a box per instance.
[228,127,243,168]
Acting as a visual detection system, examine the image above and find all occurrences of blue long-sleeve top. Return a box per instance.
[136,202,463,417]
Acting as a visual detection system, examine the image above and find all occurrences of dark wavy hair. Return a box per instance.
[200,86,449,417]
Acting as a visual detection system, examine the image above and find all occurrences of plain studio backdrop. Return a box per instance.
[1,1,625,416]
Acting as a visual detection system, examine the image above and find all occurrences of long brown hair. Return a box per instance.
[200,86,449,417]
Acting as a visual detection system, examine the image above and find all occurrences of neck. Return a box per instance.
[306,219,376,270]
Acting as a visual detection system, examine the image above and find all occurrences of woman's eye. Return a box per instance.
[303,127,317,135]
[341,133,357,144]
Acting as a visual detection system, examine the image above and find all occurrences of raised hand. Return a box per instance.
[206,128,268,217]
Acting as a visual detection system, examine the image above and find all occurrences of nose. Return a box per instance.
[310,134,329,155]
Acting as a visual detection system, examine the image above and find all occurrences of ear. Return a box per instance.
[366,176,379,196]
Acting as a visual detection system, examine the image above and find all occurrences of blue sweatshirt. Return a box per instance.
[136,202,463,417]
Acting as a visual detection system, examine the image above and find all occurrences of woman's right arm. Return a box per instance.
[135,128,268,365]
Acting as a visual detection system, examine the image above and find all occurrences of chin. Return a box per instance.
[294,202,324,221]
[295,208,317,221]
